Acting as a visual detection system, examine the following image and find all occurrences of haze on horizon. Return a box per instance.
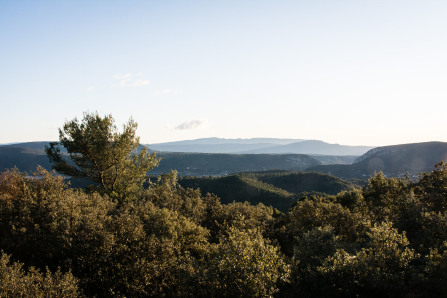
[1,1,446,147]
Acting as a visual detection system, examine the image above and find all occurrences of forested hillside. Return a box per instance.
[179,171,354,211]
[151,152,320,176]
[179,174,296,211]
[309,141,447,179]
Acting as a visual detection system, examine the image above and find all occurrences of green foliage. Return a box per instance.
[334,188,365,209]
[413,211,447,252]
[362,172,409,219]
[0,252,80,297]
[0,167,121,297]
[318,222,417,296]
[205,201,276,243]
[423,242,447,296]
[277,197,369,256]
[293,225,340,268]
[284,226,341,296]
[46,112,159,200]
[415,161,447,212]
[145,171,207,225]
[3,157,447,296]
[0,167,210,296]
[87,201,211,297]
[207,227,290,297]
[272,197,370,296]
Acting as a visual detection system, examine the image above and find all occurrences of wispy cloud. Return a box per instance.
[113,73,150,87]
[153,89,173,96]
[86,86,95,92]
[128,79,150,87]
[175,120,207,130]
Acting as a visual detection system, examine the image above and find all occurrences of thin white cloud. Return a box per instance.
[113,73,132,80]
[153,89,173,96]
[86,86,95,92]
[113,73,150,87]
[175,120,207,130]
[128,79,150,87]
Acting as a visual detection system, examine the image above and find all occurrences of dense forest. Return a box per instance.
[2,164,447,296]
[2,113,447,297]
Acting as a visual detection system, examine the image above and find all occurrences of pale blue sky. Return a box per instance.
[1,0,446,146]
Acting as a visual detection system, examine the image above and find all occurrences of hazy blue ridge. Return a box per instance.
[149,138,373,155]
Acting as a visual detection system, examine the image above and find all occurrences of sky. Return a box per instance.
[1,0,446,146]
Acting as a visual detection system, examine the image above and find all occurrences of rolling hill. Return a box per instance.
[239,140,373,155]
[308,142,447,179]
[0,142,52,172]
[151,152,320,176]
[252,171,353,195]
[179,171,354,211]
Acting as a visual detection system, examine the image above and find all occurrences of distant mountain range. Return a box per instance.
[149,138,373,156]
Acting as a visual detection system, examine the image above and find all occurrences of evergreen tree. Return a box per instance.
[46,112,159,200]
